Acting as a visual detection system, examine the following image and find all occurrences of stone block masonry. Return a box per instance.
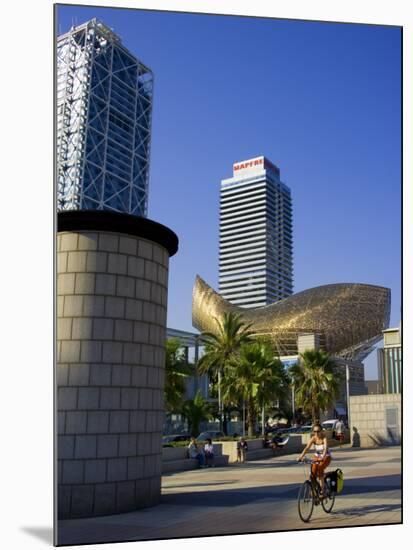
[57,212,178,519]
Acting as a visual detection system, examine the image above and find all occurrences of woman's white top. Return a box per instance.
[314,440,331,457]
[204,443,214,454]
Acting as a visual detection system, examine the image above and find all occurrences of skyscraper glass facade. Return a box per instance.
[57,19,153,217]
[219,156,293,308]
[378,328,401,394]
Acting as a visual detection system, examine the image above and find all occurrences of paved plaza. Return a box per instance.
[58,445,401,545]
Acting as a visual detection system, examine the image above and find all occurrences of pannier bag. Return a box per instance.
[325,469,344,493]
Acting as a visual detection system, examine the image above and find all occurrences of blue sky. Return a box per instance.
[57,5,401,378]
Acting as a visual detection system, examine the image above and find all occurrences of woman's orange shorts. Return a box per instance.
[311,455,331,478]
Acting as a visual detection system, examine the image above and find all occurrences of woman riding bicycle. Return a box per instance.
[298,422,331,496]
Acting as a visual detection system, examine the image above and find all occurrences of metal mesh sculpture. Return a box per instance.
[192,275,390,361]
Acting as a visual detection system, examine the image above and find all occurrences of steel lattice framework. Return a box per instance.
[192,275,391,362]
[57,19,153,217]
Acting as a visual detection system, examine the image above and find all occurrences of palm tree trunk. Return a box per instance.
[247,399,255,438]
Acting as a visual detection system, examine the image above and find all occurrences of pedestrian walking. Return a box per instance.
[237,437,248,463]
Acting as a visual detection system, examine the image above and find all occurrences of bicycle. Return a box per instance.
[297,456,335,522]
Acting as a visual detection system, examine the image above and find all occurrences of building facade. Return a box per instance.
[219,156,293,308]
[57,19,153,217]
[378,327,402,394]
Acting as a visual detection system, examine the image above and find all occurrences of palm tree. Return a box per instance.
[181,390,213,436]
[164,338,192,413]
[197,312,252,432]
[221,341,290,437]
[289,349,341,423]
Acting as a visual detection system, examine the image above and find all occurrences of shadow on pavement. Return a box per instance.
[161,473,401,508]
[163,480,238,489]
[331,502,401,517]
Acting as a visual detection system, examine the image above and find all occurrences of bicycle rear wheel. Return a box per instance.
[321,479,335,513]
[298,481,314,522]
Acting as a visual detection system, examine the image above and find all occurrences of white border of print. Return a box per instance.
[1,1,410,549]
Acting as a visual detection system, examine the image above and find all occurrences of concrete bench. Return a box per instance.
[162,443,229,474]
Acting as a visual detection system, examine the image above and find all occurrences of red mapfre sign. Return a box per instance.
[233,158,263,171]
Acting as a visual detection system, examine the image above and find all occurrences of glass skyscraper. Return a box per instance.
[219,156,293,308]
[378,327,401,394]
[57,19,153,217]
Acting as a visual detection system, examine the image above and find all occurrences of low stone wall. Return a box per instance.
[349,393,401,448]
[162,444,227,473]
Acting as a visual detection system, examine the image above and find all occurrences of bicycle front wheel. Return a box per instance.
[298,481,314,522]
[321,480,335,513]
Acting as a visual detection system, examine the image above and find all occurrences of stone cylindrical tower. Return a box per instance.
[56,211,178,519]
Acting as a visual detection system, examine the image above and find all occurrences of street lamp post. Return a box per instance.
[346,364,351,431]
[218,369,222,432]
